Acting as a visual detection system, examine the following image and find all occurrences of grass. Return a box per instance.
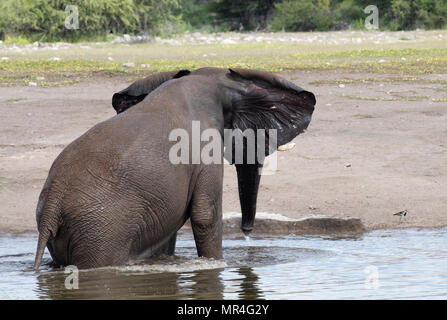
[341,92,431,102]
[311,76,447,86]
[353,114,376,119]
[3,35,31,45]
[1,31,447,86]
[3,97,26,103]
[432,97,447,102]
[420,85,447,92]
[341,94,398,101]
[385,91,430,101]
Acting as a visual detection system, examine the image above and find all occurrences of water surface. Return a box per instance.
[0,228,446,299]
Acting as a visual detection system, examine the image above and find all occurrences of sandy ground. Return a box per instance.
[0,70,446,233]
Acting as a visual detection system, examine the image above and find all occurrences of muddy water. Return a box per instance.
[1,228,446,300]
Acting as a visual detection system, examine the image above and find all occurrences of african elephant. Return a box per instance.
[34,68,316,269]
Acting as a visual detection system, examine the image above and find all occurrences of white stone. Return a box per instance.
[221,39,237,44]
[277,142,296,151]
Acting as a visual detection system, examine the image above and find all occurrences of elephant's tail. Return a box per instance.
[33,228,52,270]
[33,198,61,271]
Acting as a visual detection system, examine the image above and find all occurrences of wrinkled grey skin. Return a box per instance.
[34,67,316,270]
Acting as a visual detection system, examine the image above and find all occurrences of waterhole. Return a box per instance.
[0,228,446,299]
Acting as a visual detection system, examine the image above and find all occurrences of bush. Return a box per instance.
[208,0,277,31]
[332,0,364,30]
[1,0,447,41]
[177,0,218,30]
[0,0,179,42]
[269,0,332,31]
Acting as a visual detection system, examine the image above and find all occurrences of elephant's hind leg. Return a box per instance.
[190,166,223,259]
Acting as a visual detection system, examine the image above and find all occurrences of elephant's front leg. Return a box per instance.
[190,167,223,259]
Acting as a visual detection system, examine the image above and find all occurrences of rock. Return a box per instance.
[28,82,37,87]
[112,36,124,43]
[122,62,135,68]
[181,213,365,236]
[221,39,237,44]
[221,215,365,236]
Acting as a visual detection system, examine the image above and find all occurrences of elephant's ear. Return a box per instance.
[112,69,190,113]
[227,68,316,154]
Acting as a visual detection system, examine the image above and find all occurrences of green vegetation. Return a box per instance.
[432,97,447,102]
[421,86,447,91]
[1,46,446,86]
[0,0,179,42]
[342,94,398,101]
[353,114,376,119]
[0,0,446,42]
[310,75,447,86]
[3,97,27,103]
[270,0,332,31]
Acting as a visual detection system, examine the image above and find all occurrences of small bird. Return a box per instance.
[393,210,408,222]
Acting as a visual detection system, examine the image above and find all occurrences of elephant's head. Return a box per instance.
[112,68,316,234]
[218,68,315,234]
[112,69,191,114]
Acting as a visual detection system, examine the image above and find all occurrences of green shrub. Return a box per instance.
[332,0,364,30]
[269,0,332,31]
[1,0,447,42]
[349,18,366,30]
[413,0,447,29]
[210,0,278,31]
[177,0,218,29]
[0,0,178,42]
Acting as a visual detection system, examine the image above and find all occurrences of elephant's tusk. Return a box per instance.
[277,142,296,151]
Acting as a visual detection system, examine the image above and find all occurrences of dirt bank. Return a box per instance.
[0,70,446,233]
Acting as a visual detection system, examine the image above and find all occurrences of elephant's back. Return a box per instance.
[48,111,193,244]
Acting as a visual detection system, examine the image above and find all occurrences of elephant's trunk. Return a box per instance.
[235,163,263,235]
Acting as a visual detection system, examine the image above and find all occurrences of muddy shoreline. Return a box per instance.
[1,70,446,234]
